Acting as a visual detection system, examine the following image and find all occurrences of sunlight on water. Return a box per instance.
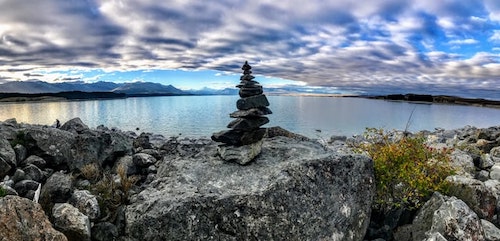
[1,96,499,138]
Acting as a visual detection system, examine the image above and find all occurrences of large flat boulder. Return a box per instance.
[125,137,375,240]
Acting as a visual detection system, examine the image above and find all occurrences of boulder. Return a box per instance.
[0,196,67,241]
[125,137,375,241]
[446,175,497,220]
[69,190,101,220]
[22,164,45,182]
[52,203,91,241]
[60,117,89,134]
[236,94,270,110]
[481,219,500,241]
[492,146,500,163]
[132,153,156,167]
[13,144,27,165]
[449,149,475,176]
[0,136,16,178]
[13,179,40,199]
[91,222,119,241]
[410,192,485,241]
[491,163,500,181]
[40,172,73,214]
[22,155,47,168]
[217,140,263,165]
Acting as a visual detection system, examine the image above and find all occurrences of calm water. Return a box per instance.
[0,95,499,138]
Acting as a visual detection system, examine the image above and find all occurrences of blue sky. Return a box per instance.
[0,0,499,97]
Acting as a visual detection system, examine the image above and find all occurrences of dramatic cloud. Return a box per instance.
[0,0,499,96]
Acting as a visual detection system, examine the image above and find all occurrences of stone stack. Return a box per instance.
[211,61,272,164]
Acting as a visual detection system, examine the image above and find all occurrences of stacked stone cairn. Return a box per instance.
[211,61,272,164]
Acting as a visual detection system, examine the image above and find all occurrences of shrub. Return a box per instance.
[357,128,454,212]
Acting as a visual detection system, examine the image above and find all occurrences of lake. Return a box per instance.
[1,95,499,138]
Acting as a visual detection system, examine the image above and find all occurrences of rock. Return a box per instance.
[446,175,497,220]
[91,222,119,241]
[0,196,67,241]
[60,117,90,134]
[133,132,153,150]
[410,192,485,240]
[0,157,12,179]
[69,190,101,220]
[492,146,500,163]
[266,126,310,141]
[217,140,263,165]
[14,179,40,199]
[212,128,267,146]
[482,219,500,241]
[22,155,47,168]
[132,153,156,167]
[11,168,26,183]
[227,117,269,130]
[52,203,91,241]
[423,232,448,241]
[125,137,375,240]
[13,144,27,165]
[229,107,272,118]
[23,164,45,182]
[0,136,16,178]
[478,170,491,182]
[23,126,76,168]
[480,154,496,169]
[40,172,73,214]
[236,94,270,110]
[449,149,475,176]
[491,163,500,181]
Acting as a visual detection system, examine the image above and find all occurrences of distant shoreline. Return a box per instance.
[1,91,500,109]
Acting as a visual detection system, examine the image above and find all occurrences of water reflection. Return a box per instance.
[0,96,499,138]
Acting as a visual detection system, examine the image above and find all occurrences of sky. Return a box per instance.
[0,0,499,97]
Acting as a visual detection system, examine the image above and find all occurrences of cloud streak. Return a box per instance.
[0,0,499,96]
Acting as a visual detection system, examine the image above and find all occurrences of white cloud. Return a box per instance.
[449,39,479,45]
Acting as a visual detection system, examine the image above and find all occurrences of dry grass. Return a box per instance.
[80,163,101,183]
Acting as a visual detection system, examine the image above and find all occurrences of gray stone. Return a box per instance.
[0,196,68,241]
[211,128,267,146]
[40,172,74,214]
[217,140,263,165]
[227,117,269,130]
[450,149,475,176]
[13,144,27,165]
[423,232,448,241]
[13,179,40,198]
[236,94,270,110]
[126,137,375,241]
[239,86,263,97]
[411,192,485,241]
[60,117,90,134]
[491,163,500,181]
[69,190,100,220]
[492,146,500,163]
[446,175,497,220]
[23,164,45,182]
[22,155,46,168]
[52,203,91,241]
[91,222,119,241]
[478,170,491,182]
[482,219,500,241]
[480,154,496,169]
[0,157,11,179]
[0,136,16,178]
[229,107,272,118]
[132,153,156,167]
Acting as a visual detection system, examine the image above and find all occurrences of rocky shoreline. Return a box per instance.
[367,93,500,109]
[0,118,500,240]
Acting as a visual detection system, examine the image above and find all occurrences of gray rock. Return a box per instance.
[126,137,375,241]
[211,128,267,146]
[481,154,496,169]
[52,203,91,241]
[91,222,119,241]
[23,163,45,182]
[491,163,500,181]
[227,117,269,130]
[450,149,475,176]
[478,170,491,182]
[236,94,270,110]
[40,172,73,214]
[13,144,27,165]
[22,155,47,168]
[217,140,263,165]
[14,179,40,198]
[423,232,448,241]
[60,117,90,134]
[0,196,68,241]
[482,219,500,241]
[446,175,497,220]
[0,136,16,178]
[69,190,100,220]
[411,192,485,241]
[492,146,500,163]
[1,184,18,195]
[229,107,272,118]
[132,153,156,167]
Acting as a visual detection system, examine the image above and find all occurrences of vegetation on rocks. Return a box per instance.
[0,186,6,197]
[356,128,455,212]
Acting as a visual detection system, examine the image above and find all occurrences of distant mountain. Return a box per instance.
[0,80,186,96]
[188,87,238,95]
[112,82,186,95]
